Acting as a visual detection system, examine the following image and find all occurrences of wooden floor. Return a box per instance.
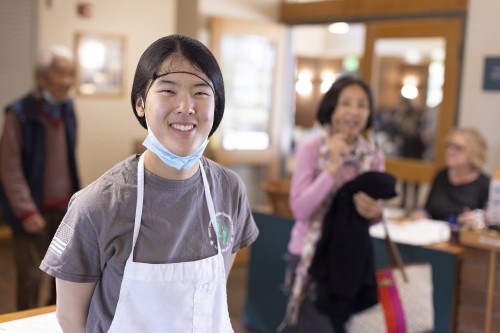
[0,237,257,333]
[0,239,15,314]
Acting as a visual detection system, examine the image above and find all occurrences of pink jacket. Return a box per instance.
[287,134,385,255]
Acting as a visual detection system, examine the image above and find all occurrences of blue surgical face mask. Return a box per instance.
[142,117,209,171]
[41,90,68,119]
[42,89,68,105]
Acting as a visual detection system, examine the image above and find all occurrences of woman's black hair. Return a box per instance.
[316,75,374,130]
[131,35,225,137]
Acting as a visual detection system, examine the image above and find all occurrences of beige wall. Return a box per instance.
[36,0,500,188]
[38,0,176,186]
[459,0,500,174]
[198,0,288,208]
[200,0,279,22]
[37,0,281,188]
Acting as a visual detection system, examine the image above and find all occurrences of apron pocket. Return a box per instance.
[193,282,215,332]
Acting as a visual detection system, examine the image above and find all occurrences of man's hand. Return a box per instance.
[22,214,46,234]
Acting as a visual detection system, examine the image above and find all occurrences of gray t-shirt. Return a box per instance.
[40,155,258,332]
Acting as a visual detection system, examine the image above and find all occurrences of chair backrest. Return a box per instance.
[263,180,293,219]
[244,212,294,333]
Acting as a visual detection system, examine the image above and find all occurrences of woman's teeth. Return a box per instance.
[171,124,194,131]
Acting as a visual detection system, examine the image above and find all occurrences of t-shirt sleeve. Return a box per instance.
[231,176,259,253]
[40,192,102,283]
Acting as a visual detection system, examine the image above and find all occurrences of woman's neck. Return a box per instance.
[143,150,199,181]
[448,165,480,185]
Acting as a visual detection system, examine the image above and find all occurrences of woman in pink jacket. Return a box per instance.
[280,75,385,333]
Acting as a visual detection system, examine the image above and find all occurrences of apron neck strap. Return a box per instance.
[132,154,146,250]
[131,155,219,258]
[198,159,218,238]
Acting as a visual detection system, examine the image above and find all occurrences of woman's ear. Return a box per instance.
[135,97,145,117]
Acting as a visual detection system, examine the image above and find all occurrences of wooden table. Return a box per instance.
[0,305,56,323]
[244,212,465,333]
[457,229,500,332]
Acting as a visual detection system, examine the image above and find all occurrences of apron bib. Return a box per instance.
[107,155,234,333]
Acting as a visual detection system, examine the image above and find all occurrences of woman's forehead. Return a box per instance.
[450,132,465,142]
[158,57,210,83]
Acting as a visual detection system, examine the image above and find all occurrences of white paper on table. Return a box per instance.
[0,312,62,333]
[370,219,450,245]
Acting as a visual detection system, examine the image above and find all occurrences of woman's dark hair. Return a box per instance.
[131,35,225,137]
[316,75,374,130]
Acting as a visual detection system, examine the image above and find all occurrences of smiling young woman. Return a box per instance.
[39,35,259,333]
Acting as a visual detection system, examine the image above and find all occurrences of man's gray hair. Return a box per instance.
[35,44,74,78]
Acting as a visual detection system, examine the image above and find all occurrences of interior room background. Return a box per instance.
[1,0,500,211]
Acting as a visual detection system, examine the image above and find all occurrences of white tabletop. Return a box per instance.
[0,312,61,333]
[370,217,450,246]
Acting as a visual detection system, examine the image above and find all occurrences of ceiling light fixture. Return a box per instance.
[328,22,350,34]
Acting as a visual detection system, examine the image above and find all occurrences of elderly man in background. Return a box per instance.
[0,45,80,310]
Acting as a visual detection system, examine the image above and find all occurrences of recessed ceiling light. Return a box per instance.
[328,22,350,34]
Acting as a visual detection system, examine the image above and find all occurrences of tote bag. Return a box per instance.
[348,220,434,333]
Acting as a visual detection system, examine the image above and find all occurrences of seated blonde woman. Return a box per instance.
[412,127,490,227]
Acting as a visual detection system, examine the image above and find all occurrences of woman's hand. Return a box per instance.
[325,133,351,176]
[410,209,428,221]
[353,191,383,220]
[457,207,485,229]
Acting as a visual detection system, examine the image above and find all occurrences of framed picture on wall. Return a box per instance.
[74,32,126,97]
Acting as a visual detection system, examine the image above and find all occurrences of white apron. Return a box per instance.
[107,155,234,333]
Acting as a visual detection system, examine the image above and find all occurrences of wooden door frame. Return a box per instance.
[362,17,463,182]
[209,17,288,180]
[280,0,467,24]
[279,0,466,184]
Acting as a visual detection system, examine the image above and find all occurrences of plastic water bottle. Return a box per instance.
[486,171,500,232]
